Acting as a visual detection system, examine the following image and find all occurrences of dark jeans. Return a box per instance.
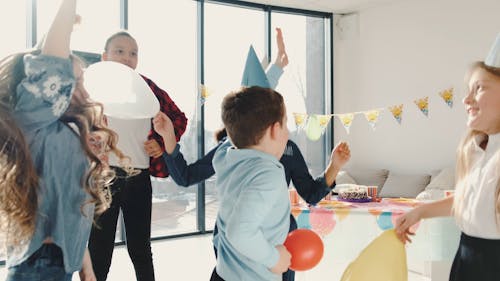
[212,214,297,281]
[6,244,72,281]
[89,167,154,281]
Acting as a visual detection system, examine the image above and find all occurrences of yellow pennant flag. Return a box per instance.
[438,87,454,108]
[293,113,309,130]
[388,104,403,125]
[316,114,332,130]
[338,113,355,134]
[414,97,429,117]
[363,110,381,130]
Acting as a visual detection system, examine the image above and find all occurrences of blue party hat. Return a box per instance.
[485,33,500,68]
[241,45,270,88]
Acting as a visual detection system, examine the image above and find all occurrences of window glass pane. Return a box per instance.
[38,0,120,53]
[0,0,25,262]
[128,0,198,237]
[204,3,265,230]
[272,13,329,178]
[0,1,26,58]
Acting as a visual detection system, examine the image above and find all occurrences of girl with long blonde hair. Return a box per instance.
[395,35,500,281]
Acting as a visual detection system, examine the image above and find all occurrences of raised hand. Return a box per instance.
[152,112,176,154]
[274,28,289,69]
[330,141,351,171]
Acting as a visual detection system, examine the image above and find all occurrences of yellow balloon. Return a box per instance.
[306,115,322,141]
[340,230,408,281]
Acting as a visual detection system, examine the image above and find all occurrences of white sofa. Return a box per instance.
[335,167,456,199]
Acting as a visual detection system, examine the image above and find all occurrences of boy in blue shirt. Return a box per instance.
[209,86,292,281]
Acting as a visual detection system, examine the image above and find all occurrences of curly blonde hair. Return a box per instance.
[0,51,130,246]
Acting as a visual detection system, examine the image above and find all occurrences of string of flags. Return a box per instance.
[293,87,454,140]
[198,78,454,141]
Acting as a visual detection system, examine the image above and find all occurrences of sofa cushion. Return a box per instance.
[416,189,445,200]
[335,170,357,185]
[346,169,389,192]
[379,173,431,198]
[425,167,455,190]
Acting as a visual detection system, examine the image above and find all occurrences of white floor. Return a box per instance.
[0,234,431,280]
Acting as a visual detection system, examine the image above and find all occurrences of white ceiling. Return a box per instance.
[240,0,404,14]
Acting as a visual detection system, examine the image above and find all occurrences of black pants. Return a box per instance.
[210,268,225,281]
[449,232,500,281]
[89,168,154,281]
[212,214,297,281]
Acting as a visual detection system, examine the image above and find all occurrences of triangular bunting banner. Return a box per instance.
[338,113,355,134]
[414,97,429,117]
[388,104,403,125]
[316,114,332,130]
[199,84,210,104]
[363,110,381,130]
[293,112,309,130]
[438,87,454,108]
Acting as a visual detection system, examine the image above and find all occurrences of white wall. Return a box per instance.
[333,0,500,174]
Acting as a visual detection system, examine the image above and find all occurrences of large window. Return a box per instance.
[0,1,26,58]
[128,0,199,237]
[272,12,330,179]
[0,1,332,254]
[38,0,120,53]
[204,3,266,231]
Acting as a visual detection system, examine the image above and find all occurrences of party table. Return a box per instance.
[292,198,460,280]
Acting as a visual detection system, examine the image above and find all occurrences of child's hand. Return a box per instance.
[394,209,420,244]
[152,112,176,154]
[330,141,351,171]
[144,139,163,158]
[270,244,291,274]
[274,28,289,69]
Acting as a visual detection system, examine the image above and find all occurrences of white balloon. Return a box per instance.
[83,61,160,119]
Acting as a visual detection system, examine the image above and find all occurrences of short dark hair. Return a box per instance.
[104,31,136,52]
[221,86,285,148]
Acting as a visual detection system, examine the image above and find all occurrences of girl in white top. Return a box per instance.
[395,34,500,281]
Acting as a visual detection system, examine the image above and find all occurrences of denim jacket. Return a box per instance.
[8,54,93,273]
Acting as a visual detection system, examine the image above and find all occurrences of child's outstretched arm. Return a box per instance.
[153,111,217,186]
[395,196,454,243]
[324,141,351,187]
[274,27,289,69]
[42,0,76,58]
[267,27,288,89]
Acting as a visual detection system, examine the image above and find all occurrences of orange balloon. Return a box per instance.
[283,229,324,271]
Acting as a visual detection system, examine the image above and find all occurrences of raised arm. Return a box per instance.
[153,111,217,186]
[274,27,288,69]
[42,0,76,58]
[286,141,350,205]
[267,28,288,89]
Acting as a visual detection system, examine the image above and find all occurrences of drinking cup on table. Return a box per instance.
[367,186,378,201]
[289,188,299,205]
